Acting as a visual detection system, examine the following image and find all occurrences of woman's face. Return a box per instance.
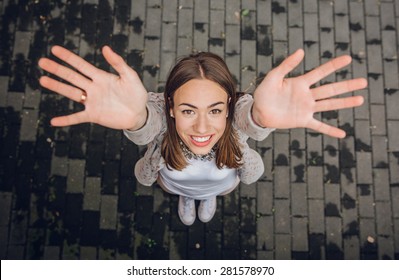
[171,79,229,155]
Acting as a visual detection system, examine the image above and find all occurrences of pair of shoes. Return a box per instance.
[178,196,196,226]
[198,197,217,223]
[178,196,217,225]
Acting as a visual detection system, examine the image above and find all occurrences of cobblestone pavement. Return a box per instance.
[0,0,398,260]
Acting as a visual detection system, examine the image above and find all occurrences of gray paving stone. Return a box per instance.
[367,44,383,74]
[210,10,224,38]
[274,166,290,199]
[356,152,373,184]
[303,0,317,13]
[335,14,350,43]
[382,31,397,60]
[386,90,399,120]
[161,22,177,52]
[389,153,399,184]
[371,135,388,168]
[83,177,101,211]
[368,74,384,105]
[392,188,399,218]
[13,31,31,59]
[334,0,349,14]
[378,235,395,260]
[358,189,375,218]
[162,0,177,22]
[364,0,379,16]
[0,76,8,107]
[256,0,271,26]
[387,121,399,152]
[359,218,377,251]
[380,2,396,29]
[384,59,399,90]
[325,184,341,217]
[193,23,208,52]
[100,195,118,230]
[292,217,308,252]
[291,183,307,217]
[365,16,381,42]
[309,199,325,234]
[274,199,290,234]
[7,92,24,111]
[178,7,193,37]
[66,159,85,193]
[325,216,343,253]
[225,24,240,54]
[257,215,274,250]
[319,1,334,28]
[373,168,391,201]
[194,0,208,23]
[375,201,393,236]
[272,10,287,42]
[23,86,41,109]
[288,0,302,27]
[307,166,324,199]
[210,0,224,10]
[226,0,241,25]
[19,109,38,141]
[370,104,386,135]
[275,233,291,259]
[344,236,360,259]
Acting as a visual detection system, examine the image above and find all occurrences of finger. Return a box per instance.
[51,45,101,78]
[307,118,346,138]
[102,46,133,78]
[50,111,88,127]
[40,76,85,103]
[271,49,305,78]
[304,55,352,85]
[314,95,364,112]
[38,58,91,90]
[312,78,368,100]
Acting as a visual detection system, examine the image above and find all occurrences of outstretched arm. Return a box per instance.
[39,46,148,130]
[252,49,368,138]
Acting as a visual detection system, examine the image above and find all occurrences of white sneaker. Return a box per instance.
[198,197,217,223]
[178,196,196,226]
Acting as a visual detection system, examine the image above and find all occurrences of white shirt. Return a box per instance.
[159,158,239,200]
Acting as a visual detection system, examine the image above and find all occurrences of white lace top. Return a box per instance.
[158,158,238,200]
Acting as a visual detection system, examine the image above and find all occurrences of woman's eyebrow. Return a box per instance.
[178,101,225,109]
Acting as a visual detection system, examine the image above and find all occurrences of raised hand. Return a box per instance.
[38,46,148,130]
[252,49,368,138]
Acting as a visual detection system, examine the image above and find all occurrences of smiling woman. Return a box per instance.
[39,46,367,226]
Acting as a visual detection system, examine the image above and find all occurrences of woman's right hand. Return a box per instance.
[38,45,148,130]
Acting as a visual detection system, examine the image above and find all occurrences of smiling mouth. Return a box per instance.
[190,135,213,147]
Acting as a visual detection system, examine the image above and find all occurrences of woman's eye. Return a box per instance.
[182,110,195,115]
[210,109,222,114]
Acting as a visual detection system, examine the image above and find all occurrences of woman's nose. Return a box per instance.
[193,114,209,133]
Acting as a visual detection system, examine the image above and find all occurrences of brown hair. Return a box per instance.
[161,52,243,171]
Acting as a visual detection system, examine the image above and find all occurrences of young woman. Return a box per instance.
[38,46,367,225]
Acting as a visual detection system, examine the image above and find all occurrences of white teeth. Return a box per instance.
[192,136,211,142]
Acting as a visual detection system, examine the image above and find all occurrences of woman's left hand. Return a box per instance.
[252,49,368,138]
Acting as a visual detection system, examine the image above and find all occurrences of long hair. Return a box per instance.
[161,52,243,171]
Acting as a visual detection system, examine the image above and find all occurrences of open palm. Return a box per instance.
[252,49,368,138]
[39,46,148,130]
